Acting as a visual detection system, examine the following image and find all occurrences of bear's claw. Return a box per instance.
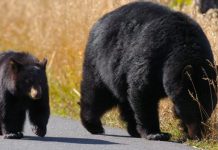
[32,126,46,137]
[3,132,23,139]
[146,132,172,141]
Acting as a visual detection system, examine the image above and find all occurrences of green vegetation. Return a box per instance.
[170,0,192,9]
[172,0,192,5]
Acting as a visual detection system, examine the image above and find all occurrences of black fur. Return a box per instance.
[80,2,217,141]
[0,51,50,139]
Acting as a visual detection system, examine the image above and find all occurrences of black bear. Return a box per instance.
[80,2,217,141]
[0,51,50,139]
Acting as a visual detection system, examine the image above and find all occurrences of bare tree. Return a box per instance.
[195,0,218,13]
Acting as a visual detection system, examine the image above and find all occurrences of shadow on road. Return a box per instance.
[103,134,184,144]
[103,134,133,138]
[23,136,119,145]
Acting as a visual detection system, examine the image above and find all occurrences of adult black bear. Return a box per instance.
[80,2,217,141]
[0,51,50,139]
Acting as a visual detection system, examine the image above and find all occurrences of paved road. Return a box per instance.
[0,116,195,150]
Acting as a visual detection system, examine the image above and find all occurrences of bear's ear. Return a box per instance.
[39,58,47,70]
[182,65,193,79]
[10,58,23,72]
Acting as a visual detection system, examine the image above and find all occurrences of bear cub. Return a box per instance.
[0,51,50,139]
[80,2,217,141]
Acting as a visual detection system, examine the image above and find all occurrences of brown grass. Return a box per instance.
[0,0,133,119]
[0,0,217,149]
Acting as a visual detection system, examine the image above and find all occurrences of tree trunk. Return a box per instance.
[195,0,218,13]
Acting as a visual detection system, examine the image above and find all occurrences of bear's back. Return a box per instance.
[0,51,38,66]
[87,1,212,62]
[98,2,171,26]
[89,2,172,49]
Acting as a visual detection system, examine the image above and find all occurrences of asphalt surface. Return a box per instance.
[0,116,195,150]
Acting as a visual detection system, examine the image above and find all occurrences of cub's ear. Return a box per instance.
[182,65,193,79]
[9,58,23,72]
[39,58,47,70]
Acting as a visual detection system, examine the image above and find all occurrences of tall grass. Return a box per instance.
[0,0,132,118]
[0,0,217,149]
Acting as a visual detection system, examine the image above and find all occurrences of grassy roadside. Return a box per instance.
[0,0,217,149]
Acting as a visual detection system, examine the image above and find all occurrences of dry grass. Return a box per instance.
[0,0,133,119]
[0,0,217,149]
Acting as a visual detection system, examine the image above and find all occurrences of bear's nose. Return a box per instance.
[29,86,41,100]
[186,123,202,140]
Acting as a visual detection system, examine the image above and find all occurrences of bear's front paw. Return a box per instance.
[146,132,171,141]
[32,126,46,137]
[3,132,23,139]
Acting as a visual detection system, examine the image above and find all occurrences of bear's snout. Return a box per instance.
[186,123,202,140]
[29,86,42,100]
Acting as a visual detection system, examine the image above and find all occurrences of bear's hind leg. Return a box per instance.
[80,76,117,134]
[80,86,117,134]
